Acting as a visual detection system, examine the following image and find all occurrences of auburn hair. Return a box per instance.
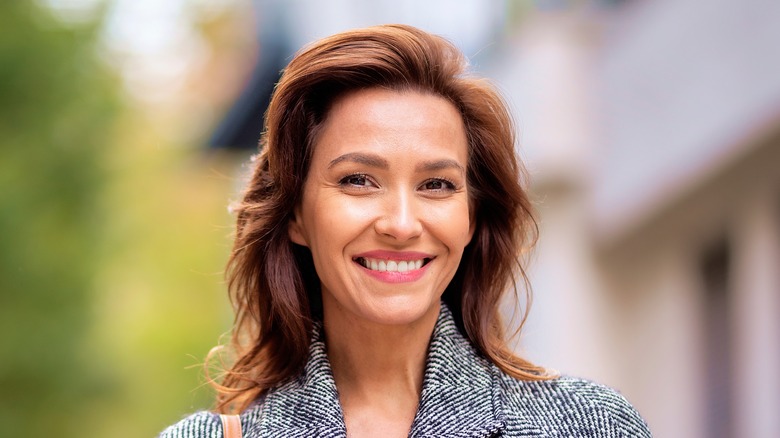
[213,24,550,413]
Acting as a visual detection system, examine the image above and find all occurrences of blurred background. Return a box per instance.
[1,0,778,437]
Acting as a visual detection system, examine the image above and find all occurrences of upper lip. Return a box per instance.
[352,250,434,261]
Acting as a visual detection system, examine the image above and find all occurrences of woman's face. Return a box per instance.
[289,88,474,328]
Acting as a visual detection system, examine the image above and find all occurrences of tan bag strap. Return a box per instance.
[219,414,242,438]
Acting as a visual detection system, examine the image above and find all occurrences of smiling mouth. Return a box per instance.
[353,257,433,273]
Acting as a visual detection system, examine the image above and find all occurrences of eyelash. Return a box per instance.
[338,174,458,192]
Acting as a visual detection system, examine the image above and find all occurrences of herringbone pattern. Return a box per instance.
[160,304,651,437]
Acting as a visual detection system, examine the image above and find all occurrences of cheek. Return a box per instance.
[430,199,474,248]
[304,194,369,254]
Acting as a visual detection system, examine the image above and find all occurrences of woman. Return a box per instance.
[161,24,651,437]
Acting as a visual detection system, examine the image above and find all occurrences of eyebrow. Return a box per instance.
[415,159,466,175]
[327,152,466,175]
[328,152,389,169]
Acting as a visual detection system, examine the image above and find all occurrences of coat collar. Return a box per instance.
[247,303,506,437]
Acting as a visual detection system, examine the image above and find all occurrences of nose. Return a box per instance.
[373,190,423,242]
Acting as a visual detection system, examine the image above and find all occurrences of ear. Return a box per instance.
[288,206,309,247]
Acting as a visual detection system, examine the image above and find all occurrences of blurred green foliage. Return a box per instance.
[0,1,120,435]
[1,2,238,436]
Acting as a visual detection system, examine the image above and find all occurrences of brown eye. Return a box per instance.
[347,175,367,186]
[421,178,456,191]
[339,173,374,188]
[425,180,444,190]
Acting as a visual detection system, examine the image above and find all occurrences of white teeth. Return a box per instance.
[357,257,428,272]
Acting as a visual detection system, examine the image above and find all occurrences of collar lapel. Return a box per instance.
[248,322,348,438]
[408,304,506,438]
[246,304,506,438]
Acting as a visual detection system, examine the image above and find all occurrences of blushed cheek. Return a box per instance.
[310,195,376,254]
[340,201,374,221]
[329,209,365,246]
[431,201,473,248]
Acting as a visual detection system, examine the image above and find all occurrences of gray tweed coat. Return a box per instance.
[160,304,651,437]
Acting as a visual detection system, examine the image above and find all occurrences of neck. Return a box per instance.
[321,301,441,437]
[323,305,439,398]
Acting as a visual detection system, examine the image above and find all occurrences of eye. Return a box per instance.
[339,173,375,188]
[421,178,456,192]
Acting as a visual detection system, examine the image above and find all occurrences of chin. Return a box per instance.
[357,294,441,327]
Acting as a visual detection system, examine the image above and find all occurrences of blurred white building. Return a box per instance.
[491,1,780,437]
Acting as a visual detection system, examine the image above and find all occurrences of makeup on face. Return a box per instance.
[288,88,473,327]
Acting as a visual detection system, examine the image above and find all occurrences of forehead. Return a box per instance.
[311,88,468,164]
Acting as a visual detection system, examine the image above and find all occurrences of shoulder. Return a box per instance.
[158,411,221,438]
[158,404,265,438]
[497,374,652,437]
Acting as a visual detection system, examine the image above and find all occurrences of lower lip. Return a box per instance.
[356,261,430,283]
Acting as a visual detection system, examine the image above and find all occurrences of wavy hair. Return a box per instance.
[212,24,550,413]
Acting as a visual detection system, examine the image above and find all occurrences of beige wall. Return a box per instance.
[496,1,780,436]
[532,132,780,437]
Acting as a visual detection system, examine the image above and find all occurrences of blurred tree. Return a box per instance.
[0,1,121,436]
[1,1,245,436]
